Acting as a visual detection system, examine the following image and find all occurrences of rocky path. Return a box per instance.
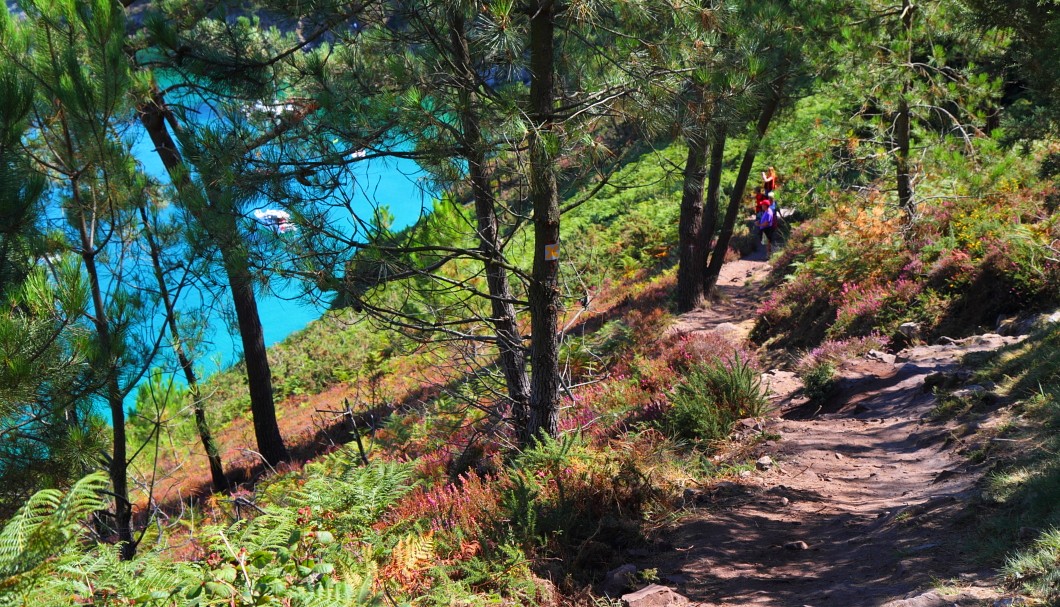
[642,254,1024,607]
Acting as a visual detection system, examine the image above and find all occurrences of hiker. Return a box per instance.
[753,187,770,226]
[756,201,777,258]
[753,187,770,212]
[762,166,777,194]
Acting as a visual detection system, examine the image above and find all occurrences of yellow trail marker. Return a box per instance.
[544,243,559,261]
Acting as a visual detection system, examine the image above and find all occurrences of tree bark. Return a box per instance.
[700,128,727,259]
[524,0,561,445]
[139,89,289,466]
[449,12,532,430]
[75,212,135,560]
[896,0,914,214]
[675,135,709,313]
[895,96,912,213]
[214,211,289,466]
[703,82,784,295]
[137,205,229,492]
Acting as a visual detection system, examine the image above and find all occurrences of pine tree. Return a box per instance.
[0,46,104,514]
[0,0,179,559]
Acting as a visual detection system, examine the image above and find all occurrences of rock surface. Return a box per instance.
[621,584,690,607]
[603,564,638,596]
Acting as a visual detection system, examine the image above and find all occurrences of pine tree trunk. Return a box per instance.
[138,205,229,492]
[896,0,914,214]
[214,210,289,467]
[675,136,709,313]
[449,12,531,430]
[700,128,727,258]
[896,96,912,213]
[703,82,784,295]
[139,89,289,466]
[75,216,135,560]
[524,0,561,445]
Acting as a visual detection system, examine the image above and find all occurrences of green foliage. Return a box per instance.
[284,456,414,536]
[799,362,837,404]
[497,432,659,582]
[0,472,380,606]
[948,325,1060,604]
[662,355,768,444]
[1002,528,1060,603]
[0,472,108,601]
[0,262,105,516]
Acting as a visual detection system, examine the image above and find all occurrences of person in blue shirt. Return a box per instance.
[756,204,777,258]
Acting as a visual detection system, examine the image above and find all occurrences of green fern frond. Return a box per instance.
[0,472,107,579]
[293,459,414,534]
[237,510,298,555]
[0,472,108,605]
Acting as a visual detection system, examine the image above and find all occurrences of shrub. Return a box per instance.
[1039,151,1060,179]
[799,361,836,404]
[662,355,769,443]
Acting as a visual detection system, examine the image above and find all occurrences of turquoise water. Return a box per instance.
[130,133,429,377]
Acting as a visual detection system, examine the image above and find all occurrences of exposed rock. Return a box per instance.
[712,322,739,335]
[952,385,987,399]
[973,333,1004,346]
[993,598,1028,607]
[1029,310,1060,333]
[737,417,764,432]
[881,591,950,607]
[923,372,959,392]
[756,456,774,471]
[997,316,1019,336]
[898,322,921,340]
[662,573,688,585]
[867,349,897,364]
[936,336,962,346]
[604,564,638,596]
[621,584,690,607]
[713,481,740,494]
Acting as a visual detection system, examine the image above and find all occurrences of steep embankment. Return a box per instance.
[639,253,1025,607]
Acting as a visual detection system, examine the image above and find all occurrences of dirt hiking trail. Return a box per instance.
[644,251,1024,607]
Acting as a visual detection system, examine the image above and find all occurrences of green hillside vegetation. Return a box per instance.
[6,0,1060,605]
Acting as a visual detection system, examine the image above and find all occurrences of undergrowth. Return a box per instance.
[662,355,769,444]
[961,324,1060,603]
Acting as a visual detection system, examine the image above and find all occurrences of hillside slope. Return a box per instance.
[630,256,1030,607]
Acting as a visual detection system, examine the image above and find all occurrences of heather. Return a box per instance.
[8,1,1060,605]
[752,139,1060,351]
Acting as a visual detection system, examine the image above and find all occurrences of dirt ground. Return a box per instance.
[646,251,1025,607]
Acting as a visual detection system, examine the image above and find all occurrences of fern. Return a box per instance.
[235,511,299,556]
[294,456,414,535]
[0,474,379,606]
[0,471,107,599]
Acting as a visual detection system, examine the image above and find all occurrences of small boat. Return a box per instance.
[253,209,297,233]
